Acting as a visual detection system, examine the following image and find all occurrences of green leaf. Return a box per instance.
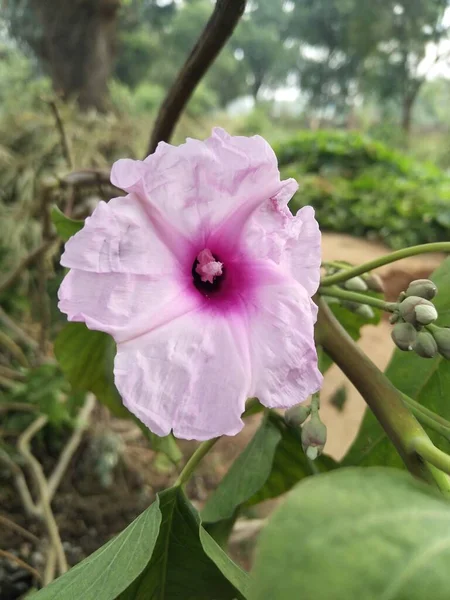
[54,322,129,418]
[202,416,282,523]
[250,467,450,600]
[120,487,250,599]
[34,499,162,600]
[246,415,336,506]
[343,257,450,468]
[51,205,84,241]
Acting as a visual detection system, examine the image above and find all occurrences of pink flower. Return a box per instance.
[58,128,322,440]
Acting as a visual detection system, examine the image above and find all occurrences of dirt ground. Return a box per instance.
[0,233,444,596]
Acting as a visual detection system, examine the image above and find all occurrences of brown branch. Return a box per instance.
[0,514,40,545]
[0,549,42,583]
[48,99,74,170]
[0,239,57,296]
[59,169,112,188]
[147,0,246,155]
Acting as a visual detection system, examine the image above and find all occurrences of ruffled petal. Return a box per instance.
[114,311,251,440]
[109,128,289,242]
[58,269,200,343]
[248,281,322,408]
[61,195,187,275]
[244,197,321,295]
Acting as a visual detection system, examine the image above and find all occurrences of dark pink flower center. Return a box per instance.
[192,248,225,297]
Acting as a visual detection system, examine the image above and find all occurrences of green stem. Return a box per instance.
[402,395,450,442]
[174,437,220,487]
[318,286,396,312]
[316,297,431,482]
[320,242,450,287]
[174,397,262,487]
[412,437,450,477]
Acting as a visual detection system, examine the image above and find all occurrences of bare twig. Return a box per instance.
[18,415,68,576]
[0,329,29,368]
[44,546,57,586]
[0,306,39,352]
[59,169,112,188]
[0,402,37,414]
[0,548,42,582]
[47,99,74,169]
[0,449,40,518]
[0,366,26,381]
[0,239,57,296]
[47,393,95,501]
[0,514,40,545]
[147,0,246,155]
[37,187,53,354]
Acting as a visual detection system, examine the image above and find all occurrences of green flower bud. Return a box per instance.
[389,313,400,324]
[285,404,311,428]
[391,322,417,351]
[301,414,327,460]
[364,273,384,293]
[399,296,437,326]
[415,304,438,326]
[413,331,438,359]
[354,304,375,320]
[343,277,368,292]
[432,327,450,360]
[405,279,437,300]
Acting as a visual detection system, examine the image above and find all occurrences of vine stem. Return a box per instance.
[318,286,396,312]
[174,398,261,487]
[402,395,450,442]
[315,297,439,485]
[412,437,450,477]
[320,242,450,287]
[174,437,220,487]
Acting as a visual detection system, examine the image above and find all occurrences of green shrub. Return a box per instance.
[276,131,450,249]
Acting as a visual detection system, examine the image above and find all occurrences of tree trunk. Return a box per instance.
[401,96,413,137]
[400,80,423,140]
[30,0,120,111]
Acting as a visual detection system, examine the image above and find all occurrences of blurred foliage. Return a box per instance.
[277,130,450,249]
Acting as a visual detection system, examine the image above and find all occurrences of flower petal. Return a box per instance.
[245,197,321,295]
[61,195,185,275]
[114,311,250,440]
[248,281,322,408]
[109,128,288,242]
[58,269,200,343]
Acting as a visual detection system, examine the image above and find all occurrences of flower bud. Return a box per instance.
[354,304,375,320]
[301,414,327,460]
[285,404,311,428]
[399,296,438,326]
[413,331,438,359]
[414,304,438,326]
[406,279,437,301]
[343,277,368,292]
[391,322,417,351]
[432,328,450,360]
[364,273,384,293]
[389,313,399,324]
[342,301,373,319]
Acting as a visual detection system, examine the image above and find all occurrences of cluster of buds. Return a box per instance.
[285,400,327,460]
[325,263,384,320]
[390,279,449,359]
